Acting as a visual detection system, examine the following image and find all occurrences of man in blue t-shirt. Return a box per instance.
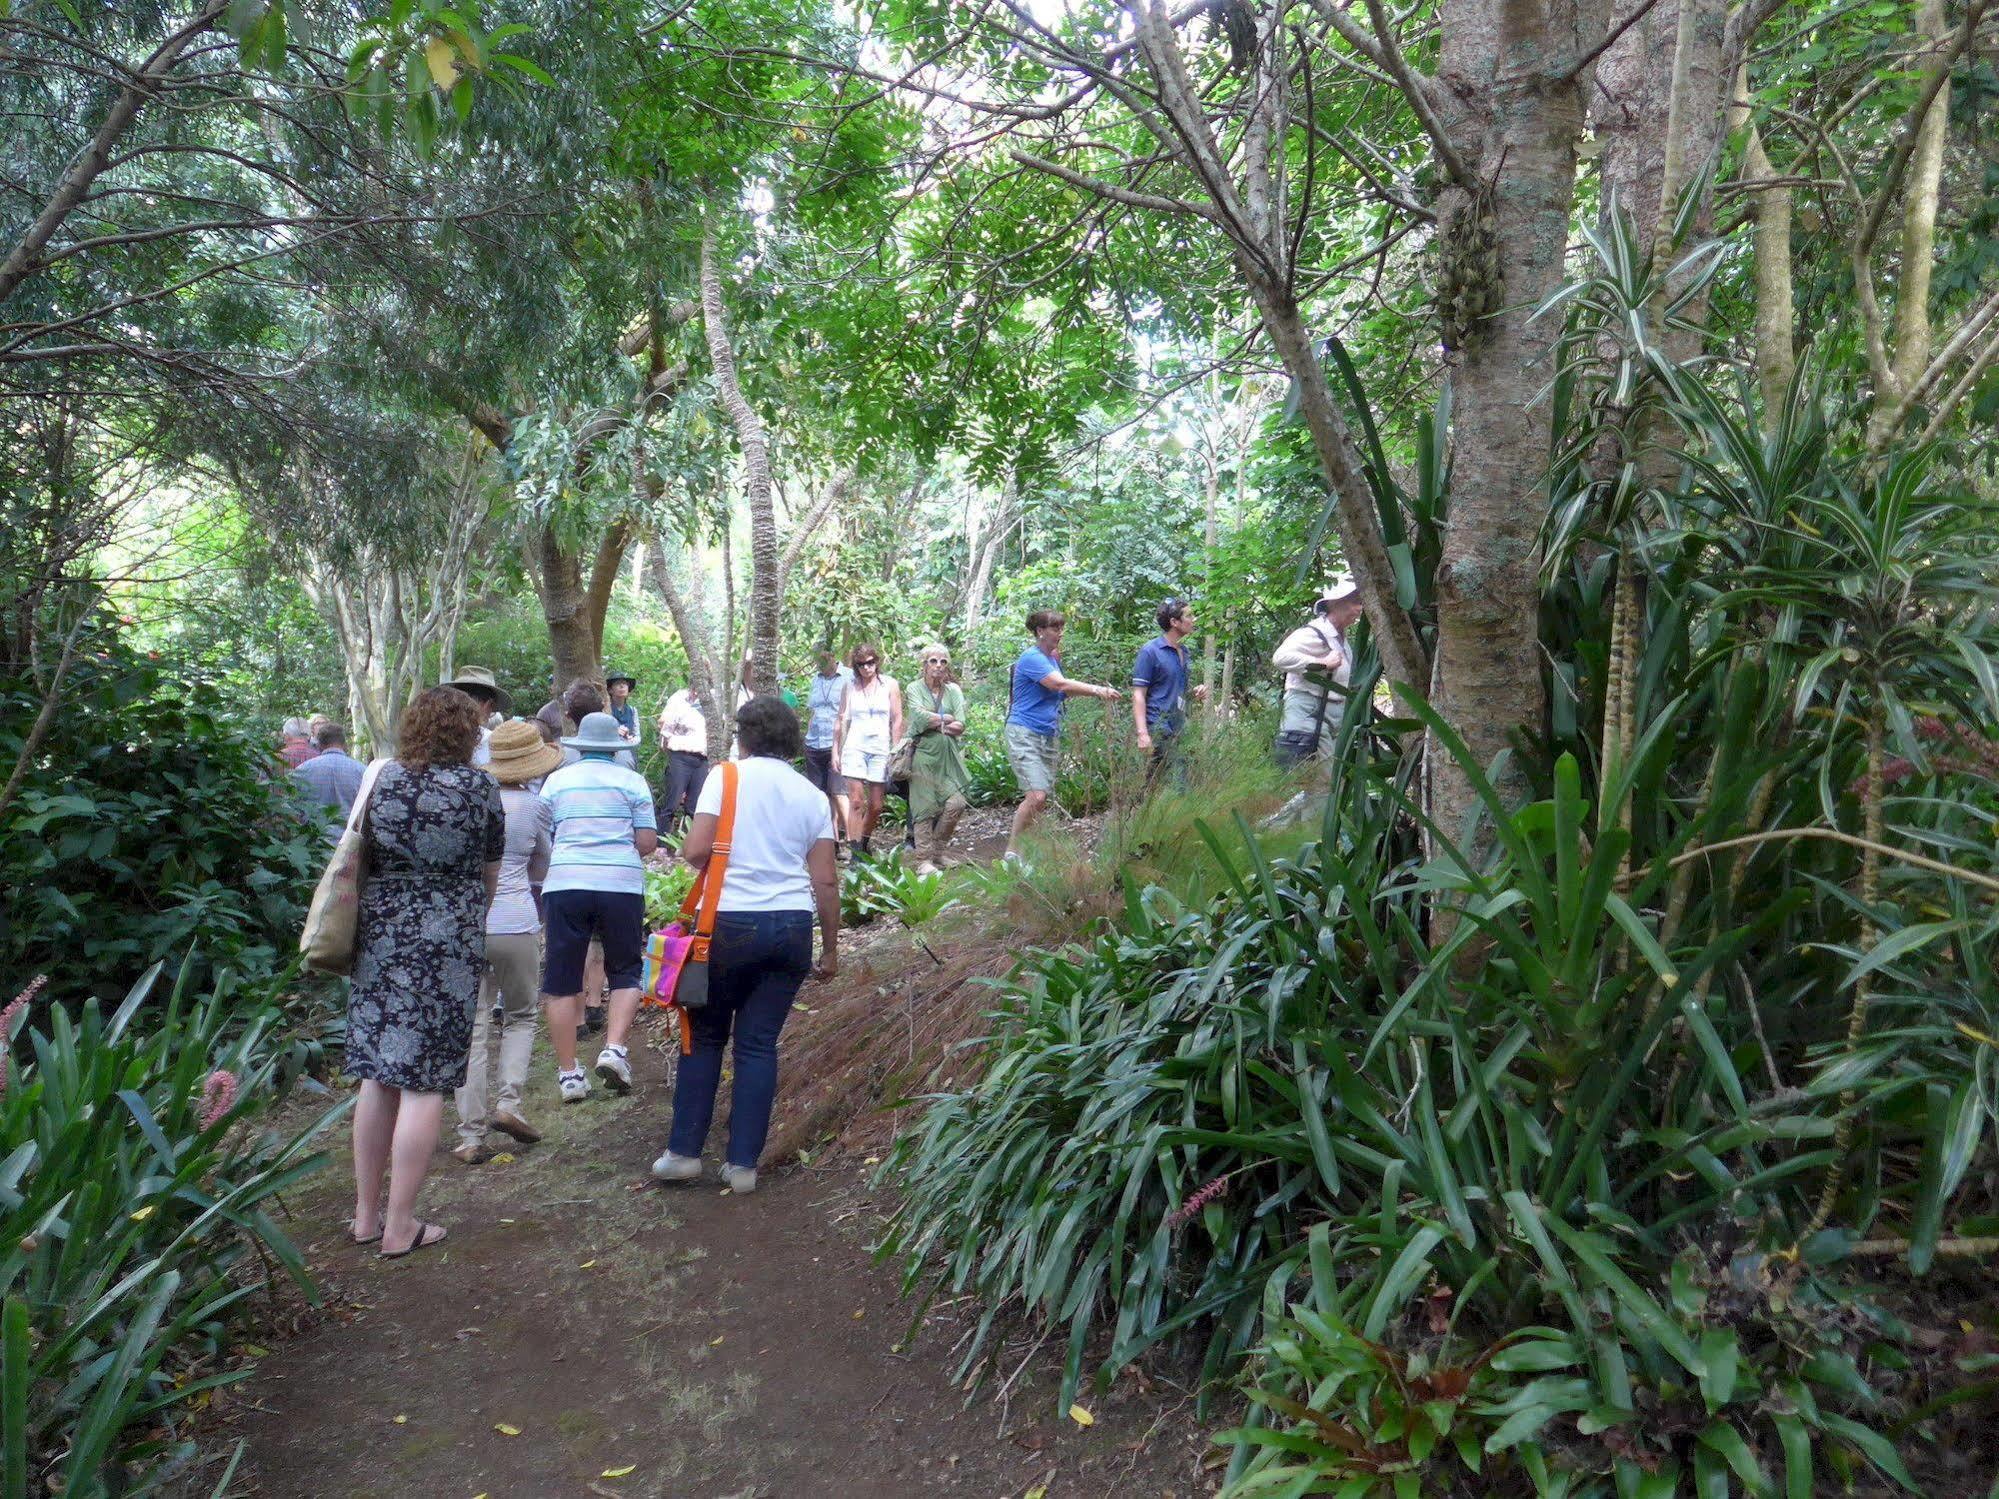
[1003,608,1122,859]
[1131,597,1207,784]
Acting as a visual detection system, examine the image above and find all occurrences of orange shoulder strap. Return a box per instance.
[678,760,738,950]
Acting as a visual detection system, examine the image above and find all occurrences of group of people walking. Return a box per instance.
[290,579,1365,1257]
[330,676,838,1259]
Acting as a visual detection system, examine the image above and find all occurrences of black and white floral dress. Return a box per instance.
[345,762,505,1092]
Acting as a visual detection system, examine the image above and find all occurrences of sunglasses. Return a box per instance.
[858,658,878,667]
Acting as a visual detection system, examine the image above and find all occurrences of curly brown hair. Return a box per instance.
[397,686,483,771]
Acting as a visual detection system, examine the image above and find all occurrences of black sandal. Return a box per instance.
[379,1221,447,1259]
[348,1221,382,1246]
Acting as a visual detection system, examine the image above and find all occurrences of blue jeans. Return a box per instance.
[666,910,813,1167]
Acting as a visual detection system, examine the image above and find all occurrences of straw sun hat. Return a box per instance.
[486,719,563,785]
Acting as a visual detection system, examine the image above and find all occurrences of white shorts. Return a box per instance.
[840,747,889,784]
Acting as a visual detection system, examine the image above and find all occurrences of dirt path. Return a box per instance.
[226,1035,1211,1499]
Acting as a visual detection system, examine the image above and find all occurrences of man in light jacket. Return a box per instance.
[1271,575,1363,767]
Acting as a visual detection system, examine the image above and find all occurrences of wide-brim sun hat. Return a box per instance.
[1318,573,1361,605]
[562,711,631,753]
[443,665,513,716]
[486,719,564,784]
[605,669,636,689]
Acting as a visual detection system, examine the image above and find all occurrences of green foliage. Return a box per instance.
[0,961,341,1497]
[0,624,322,1004]
[885,712,1982,1489]
[842,849,965,929]
[643,860,697,931]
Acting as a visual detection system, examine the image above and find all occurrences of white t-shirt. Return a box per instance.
[695,755,834,913]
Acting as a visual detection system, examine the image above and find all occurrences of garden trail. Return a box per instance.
[229,1018,1209,1499]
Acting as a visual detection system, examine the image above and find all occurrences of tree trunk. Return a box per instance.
[301,454,486,756]
[535,524,598,694]
[1727,65,1796,412]
[778,464,856,598]
[1251,284,1431,700]
[1868,0,1951,445]
[961,474,1015,634]
[646,533,733,762]
[1595,0,1731,357]
[532,517,631,694]
[1117,0,1430,705]
[1425,0,1602,846]
[700,222,781,695]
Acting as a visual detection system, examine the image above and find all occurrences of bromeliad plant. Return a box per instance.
[886,681,1995,1492]
[1,962,344,1498]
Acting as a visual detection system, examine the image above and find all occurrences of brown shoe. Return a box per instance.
[490,1110,541,1145]
[450,1142,486,1165]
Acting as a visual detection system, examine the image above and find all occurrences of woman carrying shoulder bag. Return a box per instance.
[652,697,839,1194]
[345,687,504,1257]
[904,643,972,874]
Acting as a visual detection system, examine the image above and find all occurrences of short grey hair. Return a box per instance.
[281,717,311,739]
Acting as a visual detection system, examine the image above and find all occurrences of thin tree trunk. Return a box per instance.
[700,222,780,695]
[1727,66,1795,411]
[1202,451,1220,703]
[1252,285,1431,700]
[1869,0,1951,444]
[645,532,732,762]
[961,474,1014,634]
[778,465,855,598]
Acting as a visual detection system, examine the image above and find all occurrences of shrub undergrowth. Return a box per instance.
[1,961,343,1497]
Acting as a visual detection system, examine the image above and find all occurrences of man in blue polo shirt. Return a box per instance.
[1130,597,1206,783]
[1003,608,1123,860]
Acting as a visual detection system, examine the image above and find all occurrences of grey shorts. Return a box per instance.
[1004,722,1059,794]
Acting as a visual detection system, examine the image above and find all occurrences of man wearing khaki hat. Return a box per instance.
[1271,575,1362,766]
[443,666,512,767]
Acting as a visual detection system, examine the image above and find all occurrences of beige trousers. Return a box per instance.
[456,930,540,1146]
[913,792,968,867]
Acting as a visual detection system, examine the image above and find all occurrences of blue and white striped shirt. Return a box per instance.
[538,754,657,896]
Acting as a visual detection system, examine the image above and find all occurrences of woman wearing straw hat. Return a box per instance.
[452,720,561,1162]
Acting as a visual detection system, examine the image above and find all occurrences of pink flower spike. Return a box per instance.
[1167,1172,1233,1231]
[197,1069,239,1130]
[0,976,47,1099]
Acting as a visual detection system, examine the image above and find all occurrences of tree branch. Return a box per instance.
[0,0,228,305]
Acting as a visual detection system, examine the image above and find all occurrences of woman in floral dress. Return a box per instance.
[346,687,504,1258]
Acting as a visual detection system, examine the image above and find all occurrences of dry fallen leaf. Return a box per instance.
[1067,1404,1095,1427]
[579,1259,597,1269]
[494,1422,522,1437]
[392,1414,407,1425]
[601,1465,637,1479]
[852,1309,866,1320]
[710,1335,725,1346]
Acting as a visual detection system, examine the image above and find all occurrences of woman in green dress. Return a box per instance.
[903,644,972,873]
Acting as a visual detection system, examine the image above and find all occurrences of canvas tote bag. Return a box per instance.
[298,757,388,976]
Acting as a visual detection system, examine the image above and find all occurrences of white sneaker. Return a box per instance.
[595,1046,631,1094]
[723,1165,757,1195]
[558,1069,591,1103]
[651,1150,702,1183]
